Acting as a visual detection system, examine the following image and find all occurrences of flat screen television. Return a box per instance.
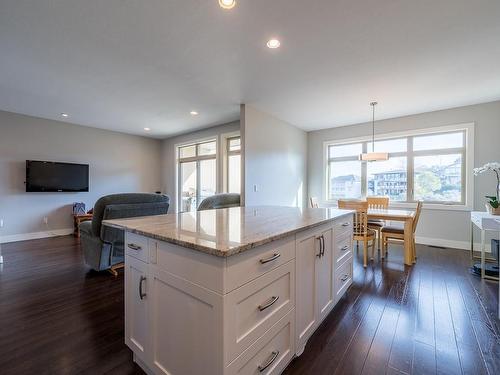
[26,160,89,192]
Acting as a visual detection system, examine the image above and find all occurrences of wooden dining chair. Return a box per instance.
[338,200,377,267]
[381,201,423,261]
[310,197,319,208]
[366,196,390,252]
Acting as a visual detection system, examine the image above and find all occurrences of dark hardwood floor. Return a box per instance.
[0,236,498,375]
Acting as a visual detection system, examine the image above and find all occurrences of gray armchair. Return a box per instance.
[81,193,170,274]
[197,193,240,211]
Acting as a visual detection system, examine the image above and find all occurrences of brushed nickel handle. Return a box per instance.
[258,350,280,372]
[139,276,147,300]
[260,253,281,264]
[341,245,349,251]
[342,222,350,227]
[341,274,349,282]
[128,243,142,251]
[320,235,325,257]
[258,296,279,312]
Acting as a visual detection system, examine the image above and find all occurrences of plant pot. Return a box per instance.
[486,203,500,215]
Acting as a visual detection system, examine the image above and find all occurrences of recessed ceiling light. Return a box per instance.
[144,127,151,131]
[61,113,69,118]
[190,111,199,116]
[266,39,281,49]
[219,0,236,10]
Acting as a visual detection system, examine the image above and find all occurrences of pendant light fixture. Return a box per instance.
[359,101,389,162]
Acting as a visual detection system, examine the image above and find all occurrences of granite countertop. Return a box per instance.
[103,206,353,257]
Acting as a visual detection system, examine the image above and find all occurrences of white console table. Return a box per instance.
[470,211,500,281]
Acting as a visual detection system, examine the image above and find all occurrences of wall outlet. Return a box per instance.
[43,216,48,225]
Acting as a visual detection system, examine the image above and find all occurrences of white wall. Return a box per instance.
[161,121,240,212]
[0,110,162,242]
[242,105,307,208]
[308,100,500,249]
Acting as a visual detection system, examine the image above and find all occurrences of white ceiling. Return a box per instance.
[1,0,499,138]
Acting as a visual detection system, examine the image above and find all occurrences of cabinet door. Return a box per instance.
[148,265,223,375]
[316,228,334,322]
[295,231,321,352]
[125,256,149,360]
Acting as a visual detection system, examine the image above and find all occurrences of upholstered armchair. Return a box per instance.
[197,193,240,211]
[80,193,169,275]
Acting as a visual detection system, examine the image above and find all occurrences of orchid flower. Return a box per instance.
[473,162,500,202]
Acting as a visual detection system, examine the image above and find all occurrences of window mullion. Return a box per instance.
[407,136,414,202]
[361,142,367,198]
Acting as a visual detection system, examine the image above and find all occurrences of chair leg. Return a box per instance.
[109,262,124,277]
[378,228,382,252]
[363,238,368,267]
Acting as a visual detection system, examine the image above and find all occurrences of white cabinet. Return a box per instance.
[295,224,335,354]
[123,213,353,375]
[124,255,149,361]
[147,265,223,375]
[316,227,334,322]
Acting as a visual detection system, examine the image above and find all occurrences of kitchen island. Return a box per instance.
[104,206,354,375]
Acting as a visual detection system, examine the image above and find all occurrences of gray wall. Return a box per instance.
[161,121,240,212]
[308,100,500,248]
[0,110,162,241]
[242,105,308,208]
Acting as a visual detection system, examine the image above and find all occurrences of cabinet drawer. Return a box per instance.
[125,232,149,263]
[225,261,295,364]
[334,231,352,270]
[334,215,353,237]
[226,309,295,375]
[226,237,295,293]
[335,257,353,301]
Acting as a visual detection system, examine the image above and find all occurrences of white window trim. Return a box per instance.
[322,123,475,211]
[221,131,241,193]
[175,136,218,213]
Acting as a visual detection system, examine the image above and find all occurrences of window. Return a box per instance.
[178,140,217,212]
[226,136,241,194]
[326,128,469,206]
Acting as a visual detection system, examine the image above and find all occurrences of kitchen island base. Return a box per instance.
[111,208,354,375]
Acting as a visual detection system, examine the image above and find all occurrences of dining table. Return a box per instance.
[367,208,417,266]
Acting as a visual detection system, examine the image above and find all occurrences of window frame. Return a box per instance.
[176,138,218,213]
[323,123,474,211]
[221,131,241,194]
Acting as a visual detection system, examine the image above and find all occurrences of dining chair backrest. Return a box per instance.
[367,196,389,209]
[412,201,423,234]
[338,200,369,237]
[310,197,319,208]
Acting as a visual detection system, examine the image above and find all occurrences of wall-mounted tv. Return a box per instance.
[26,160,89,192]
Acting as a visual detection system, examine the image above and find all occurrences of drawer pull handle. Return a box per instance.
[139,276,147,300]
[258,350,280,372]
[341,245,349,251]
[258,296,279,312]
[341,274,349,282]
[128,243,142,251]
[342,222,350,227]
[259,253,281,264]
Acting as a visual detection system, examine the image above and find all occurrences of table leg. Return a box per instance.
[480,229,486,279]
[404,218,413,266]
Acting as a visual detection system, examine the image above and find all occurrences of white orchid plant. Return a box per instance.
[473,162,500,209]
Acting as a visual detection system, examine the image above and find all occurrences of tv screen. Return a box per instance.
[26,160,89,192]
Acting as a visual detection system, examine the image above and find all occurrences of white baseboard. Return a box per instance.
[416,236,492,252]
[0,228,74,244]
